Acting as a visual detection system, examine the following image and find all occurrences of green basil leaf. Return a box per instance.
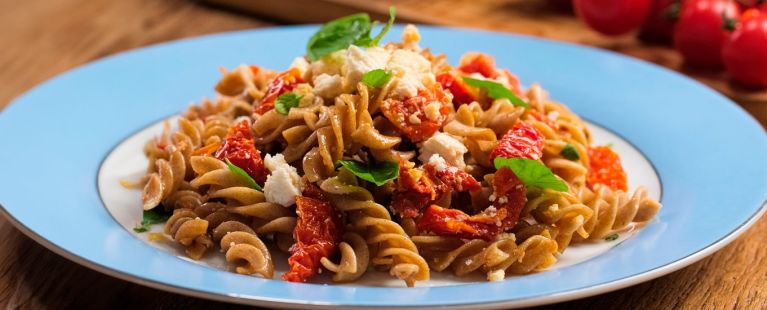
[605,233,619,241]
[370,6,396,46]
[133,207,172,233]
[560,143,580,161]
[306,13,372,61]
[226,159,263,191]
[362,69,393,88]
[275,93,303,115]
[337,160,399,186]
[493,157,568,192]
[462,77,529,108]
[306,6,397,60]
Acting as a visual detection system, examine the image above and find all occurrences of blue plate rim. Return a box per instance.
[1,25,766,309]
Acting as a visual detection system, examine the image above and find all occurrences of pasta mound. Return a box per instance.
[134,24,661,286]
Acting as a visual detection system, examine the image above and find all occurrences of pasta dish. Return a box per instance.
[133,8,661,286]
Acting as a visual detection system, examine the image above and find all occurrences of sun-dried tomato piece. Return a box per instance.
[489,121,544,161]
[587,145,628,191]
[436,72,476,106]
[214,120,269,184]
[424,164,482,193]
[416,166,526,240]
[380,86,451,142]
[391,160,481,218]
[283,182,343,283]
[255,67,303,115]
[458,52,499,78]
[391,163,437,218]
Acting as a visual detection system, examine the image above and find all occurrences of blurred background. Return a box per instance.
[5,0,767,123]
[1,0,766,309]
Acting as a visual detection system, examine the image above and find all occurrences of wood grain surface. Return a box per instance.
[1,0,766,309]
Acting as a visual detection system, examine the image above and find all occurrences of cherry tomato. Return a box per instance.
[673,0,740,69]
[416,166,526,240]
[574,0,653,36]
[640,0,679,43]
[255,67,303,115]
[723,9,767,87]
[436,73,476,106]
[587,145,628,191]
[489,121,545,161]
[283,182,342,283]
[214,120,269,184]
[380,85,451,142]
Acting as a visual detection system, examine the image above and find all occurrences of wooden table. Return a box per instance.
[1,0,765,308]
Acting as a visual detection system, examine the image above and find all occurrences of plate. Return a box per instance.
[1,25,766,309]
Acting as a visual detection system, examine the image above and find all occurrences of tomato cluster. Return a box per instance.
[573,0,767,87]
[283,182,343,283]
[214,120,269,184]
[255,67,304,115]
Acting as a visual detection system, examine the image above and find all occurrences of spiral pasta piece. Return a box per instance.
[574,185,662,241]
[320,232,370,282]
[215,220,274,278]
[524,190,593,252]
[164,209,213,260]
[320,170,429,287]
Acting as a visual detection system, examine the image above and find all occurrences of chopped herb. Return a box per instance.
[560,143,580,161]
[606,142,615,148]
[226,159,263,190]
[133,207,172,233]
[605,233,619,241]
[494,157,568,192]
[362,69,393,88]
[275,93,303,115]
[462,77,529,108]
[337,160,399,186]
[306,6,397,61]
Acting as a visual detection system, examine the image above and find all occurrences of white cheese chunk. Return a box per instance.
[312,73,344,99]
[309,50,346,78]
[263,154,303,207]
[387,49,431,98]
[423,101,442,121]
[418,132,468,169]
[343,45,390,89]
[290,57,310,79]
[427,154,449,172]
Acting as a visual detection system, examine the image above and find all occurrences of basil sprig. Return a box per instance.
[226,159,263,190]
[462,77,529,108]
[133,208,172,233]
[337,160,399,186]
[306,6,396,61]
[494,157,568,192]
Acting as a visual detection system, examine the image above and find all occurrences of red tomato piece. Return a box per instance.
[416,167,526,240]
[575,0,653,36]
[458,52,499,78]
[489,121,544,161]
[424,163,482,194]
[673,0,740,68]
[283,182,343,283]
[391,160,481,218]
[587,146,628,191]
[380,86,451,142]
[391,163,437,218]
[723,9,767,87]
[255,67,303,115]
[214,120,269,184]
[436,72,476,106]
